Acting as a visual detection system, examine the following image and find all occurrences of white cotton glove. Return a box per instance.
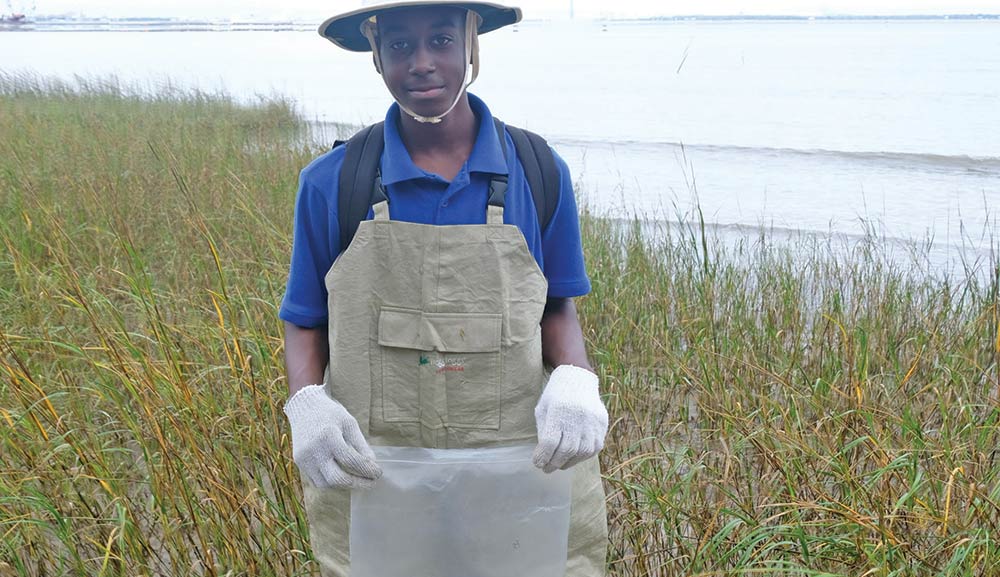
[283,384,382,489]
[532,365,609,474]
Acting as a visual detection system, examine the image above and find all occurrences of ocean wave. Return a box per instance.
[550,137,1000,174]
[599,215,999,258]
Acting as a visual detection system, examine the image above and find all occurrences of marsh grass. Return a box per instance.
[2,73,999,576]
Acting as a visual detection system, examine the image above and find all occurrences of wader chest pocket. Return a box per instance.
[377,307,502,430]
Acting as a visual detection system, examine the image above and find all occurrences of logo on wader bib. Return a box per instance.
[435,356,466,374]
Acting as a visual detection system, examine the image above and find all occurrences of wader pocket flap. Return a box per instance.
[378,308,502,353]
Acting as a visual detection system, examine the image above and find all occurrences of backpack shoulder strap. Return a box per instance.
[335,122,385,251]
[494,119,560,232]
[334,120,558,249]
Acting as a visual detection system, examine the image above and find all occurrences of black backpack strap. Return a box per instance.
[333,120,558,249]
[336,122,386,250]
[495,119,560,232]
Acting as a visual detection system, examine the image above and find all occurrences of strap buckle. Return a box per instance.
[488,174,508,208]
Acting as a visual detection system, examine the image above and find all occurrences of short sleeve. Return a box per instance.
[541,149,591,298]
[279,151,344,327]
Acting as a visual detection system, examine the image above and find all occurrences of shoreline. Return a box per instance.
[301,119,999,276]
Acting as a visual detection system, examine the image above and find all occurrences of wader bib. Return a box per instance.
[301,192,608,576]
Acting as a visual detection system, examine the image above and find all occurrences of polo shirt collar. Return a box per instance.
[380,93,509,186]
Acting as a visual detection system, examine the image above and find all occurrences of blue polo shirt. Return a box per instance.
[280,94,590,328]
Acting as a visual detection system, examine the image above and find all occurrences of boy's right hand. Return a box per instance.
[283,384,382,489]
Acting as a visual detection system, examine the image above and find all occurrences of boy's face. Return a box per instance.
[376,6,468,120]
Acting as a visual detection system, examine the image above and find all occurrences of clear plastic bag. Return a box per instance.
[350,444,572,577]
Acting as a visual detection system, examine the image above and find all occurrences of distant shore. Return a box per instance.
[2,13,998,33]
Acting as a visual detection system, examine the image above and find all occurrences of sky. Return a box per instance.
[19,0,1000,20]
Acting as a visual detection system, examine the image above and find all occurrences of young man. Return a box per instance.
[279,2,609,575]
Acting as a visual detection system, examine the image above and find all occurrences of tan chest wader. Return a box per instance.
[300,176,608,576]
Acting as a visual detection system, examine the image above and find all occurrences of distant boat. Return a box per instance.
[1,13,27,23]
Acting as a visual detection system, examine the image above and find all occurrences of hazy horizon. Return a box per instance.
[11,1,1000,20]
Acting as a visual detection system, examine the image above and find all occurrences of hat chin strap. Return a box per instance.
[364,10,480,124]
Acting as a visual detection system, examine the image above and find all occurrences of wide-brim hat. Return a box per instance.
[319,1,522,52]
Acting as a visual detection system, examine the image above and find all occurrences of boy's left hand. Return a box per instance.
[532,364,609,473]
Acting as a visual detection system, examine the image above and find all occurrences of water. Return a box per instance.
[3,19,999,263]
